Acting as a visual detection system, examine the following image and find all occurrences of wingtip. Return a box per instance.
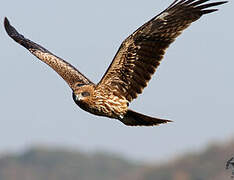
[4,17,14,37]
[221,1,229,7]
[212,1,229,7]
[3,17,25,42]
[202,9,218,14]
[4,17,10,29]
[166,119,173,123]
[221,1,228,4]
[4,17,9,23]
[199,0,228,15]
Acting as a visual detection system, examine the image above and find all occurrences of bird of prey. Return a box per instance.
[4,0,227,126]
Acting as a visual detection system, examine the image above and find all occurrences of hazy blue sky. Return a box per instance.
[0,0,233,162]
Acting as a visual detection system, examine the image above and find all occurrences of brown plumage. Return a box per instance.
[4,0,227,126]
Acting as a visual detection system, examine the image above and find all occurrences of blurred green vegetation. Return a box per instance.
[0,139,233,180]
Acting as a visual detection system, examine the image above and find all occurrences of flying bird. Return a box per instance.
[4,0,227,126]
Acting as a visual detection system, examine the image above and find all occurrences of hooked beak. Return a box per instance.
[75,94,82,101]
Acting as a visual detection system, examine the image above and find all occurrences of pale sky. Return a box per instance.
[0,0,233,162]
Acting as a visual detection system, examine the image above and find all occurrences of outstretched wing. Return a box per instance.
[97,0,227,102]
[4,18,93,90]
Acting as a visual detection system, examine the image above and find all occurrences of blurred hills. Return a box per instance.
[0,139,233,180]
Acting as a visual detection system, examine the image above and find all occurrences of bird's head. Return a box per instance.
[72,83,95,103]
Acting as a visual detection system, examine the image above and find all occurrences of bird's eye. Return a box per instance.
[77,83,85,87]
[81,92,90,97]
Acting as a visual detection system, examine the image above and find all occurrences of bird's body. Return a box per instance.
[4,0,227,126]
[73,84,128,119]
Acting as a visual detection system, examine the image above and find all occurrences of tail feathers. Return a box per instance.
[121,109,172,126]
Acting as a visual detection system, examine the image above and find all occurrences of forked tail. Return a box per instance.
[121,109,172,126]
